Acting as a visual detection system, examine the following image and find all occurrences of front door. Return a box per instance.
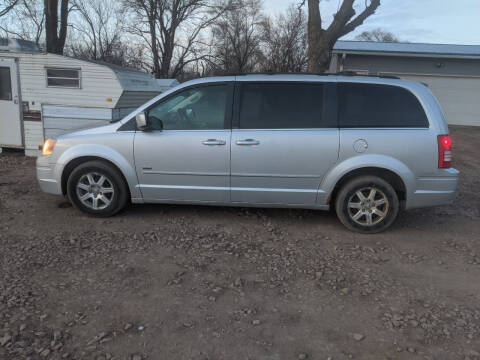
[231,82,339,206]
[134,82,233,203]
[0,58,22,147]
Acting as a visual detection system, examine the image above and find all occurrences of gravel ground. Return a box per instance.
[1,125,479,360]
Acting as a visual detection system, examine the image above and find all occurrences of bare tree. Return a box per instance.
[124,0,230,78]
[356,28,398,42]
[305,0,381,72]
[70,0,124,61]
[210,0,265,74]
[123,0,160,76]
[0,0,19,17]
[0,0,151,70]
[0,0,44,44]
[44,0,72,54]
[262,5,307,73]
[114,43,151,70]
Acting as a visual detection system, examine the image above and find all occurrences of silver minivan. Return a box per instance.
[36,74,459,233]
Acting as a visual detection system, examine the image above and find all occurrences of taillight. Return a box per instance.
[437,135,452,168]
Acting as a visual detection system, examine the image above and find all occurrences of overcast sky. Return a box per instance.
[263,0,480,45]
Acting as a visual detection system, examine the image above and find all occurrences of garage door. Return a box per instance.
[380,74,480,126]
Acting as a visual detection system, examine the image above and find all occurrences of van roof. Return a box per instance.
[226,71,400,80]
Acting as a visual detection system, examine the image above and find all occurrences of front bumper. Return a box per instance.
[36,156,62,195]
[406,168,459,209]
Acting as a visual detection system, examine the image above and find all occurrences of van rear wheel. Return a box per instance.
[335,176,400,233]
[67,161,128,217]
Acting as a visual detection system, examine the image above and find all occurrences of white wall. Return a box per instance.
[0,52,124,152]
[24,121,43,156]
[15,53,123,111]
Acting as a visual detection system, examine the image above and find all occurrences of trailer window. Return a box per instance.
[0,67,12,100]
[46,68,81,88]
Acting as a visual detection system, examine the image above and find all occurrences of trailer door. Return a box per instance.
[0,58,22,147]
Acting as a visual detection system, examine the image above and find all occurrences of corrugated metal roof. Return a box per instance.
[82,59,150,75]
[156,79,179,86]
[0,37,41,53]
[333,40,480,58]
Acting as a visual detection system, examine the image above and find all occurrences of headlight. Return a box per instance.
[42,139,57,156]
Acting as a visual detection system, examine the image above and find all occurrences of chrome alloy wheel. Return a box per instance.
[347,187,389,226]
[75,172,115,210]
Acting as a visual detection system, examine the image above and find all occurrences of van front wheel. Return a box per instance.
[335,176,400,233]
[67,161,128,217]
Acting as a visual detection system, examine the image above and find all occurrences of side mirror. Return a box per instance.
[136,112,149,131]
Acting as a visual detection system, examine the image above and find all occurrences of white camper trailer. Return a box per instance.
[0,38,179,156]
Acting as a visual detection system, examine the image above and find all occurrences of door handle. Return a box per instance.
[236,139,260,146]
[202,139,226,146]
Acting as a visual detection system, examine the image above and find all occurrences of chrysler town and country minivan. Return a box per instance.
[36,74,459,233]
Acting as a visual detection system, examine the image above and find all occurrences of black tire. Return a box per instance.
[66,160,129,217]
[335,175,400,234]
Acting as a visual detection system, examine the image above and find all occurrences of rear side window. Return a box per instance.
[239,83,329,129]
[338,83,429,128]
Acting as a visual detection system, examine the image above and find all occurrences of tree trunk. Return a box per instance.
[160,33,174,78]
[306,0,381,73]
[148,18,161,78]
[307,0,331,73]
[307,30,332,73]
[44,0,58,53]
[57,0,69,54]
[44,0,69,54]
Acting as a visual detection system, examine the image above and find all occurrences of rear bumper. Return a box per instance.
[36,156,62,195]
[406,168,459,209]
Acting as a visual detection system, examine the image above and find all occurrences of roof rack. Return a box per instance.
[335,71,401,80]
[227,71,331,76]
[226,71,400,80]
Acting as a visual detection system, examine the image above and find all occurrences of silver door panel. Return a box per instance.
[134,130,231,202]
[231,129,339,205]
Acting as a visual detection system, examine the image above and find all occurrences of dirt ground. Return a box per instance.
[0,125,479,360]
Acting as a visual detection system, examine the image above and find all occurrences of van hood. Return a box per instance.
[56,122,121,139]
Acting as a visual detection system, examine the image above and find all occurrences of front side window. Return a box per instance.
[147,84,228,130]
[338,83,429,128]
[46,68,81,88]
[0,67,12,100]
[239,83,326,129]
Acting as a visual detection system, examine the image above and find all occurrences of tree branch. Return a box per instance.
[0,0,19,17]
[326,0,355,37]
[338,0,380,37]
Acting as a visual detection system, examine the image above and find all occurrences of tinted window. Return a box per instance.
[0,67,12,100]
[46,69,79,78]
[148,84,228,130]
[239,83,326,129]
[338,83,429,128]
[47,78,80,87]
[46,68,80,88]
